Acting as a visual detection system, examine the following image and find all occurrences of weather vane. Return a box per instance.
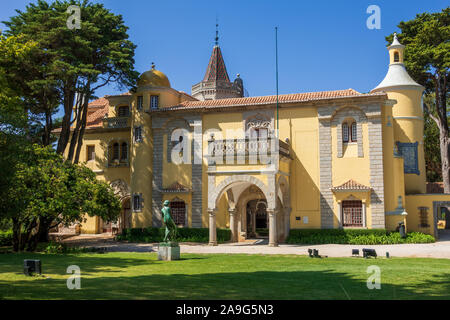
[215,16,219,46]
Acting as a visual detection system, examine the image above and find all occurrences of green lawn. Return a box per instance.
[0,252,449,300]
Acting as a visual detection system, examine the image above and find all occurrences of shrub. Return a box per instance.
[286,229,435,245]
[117,227,231,243]
[0,230,13,246]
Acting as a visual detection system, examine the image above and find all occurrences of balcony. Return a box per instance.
[103,116,130,129]
[206,137,291,165]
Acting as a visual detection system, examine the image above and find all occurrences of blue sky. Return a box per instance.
[0,0,446,105]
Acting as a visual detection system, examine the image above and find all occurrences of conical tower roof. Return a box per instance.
[372,33,423,92]
[203,45,231,82]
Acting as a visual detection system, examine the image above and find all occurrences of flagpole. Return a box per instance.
[275,27,279,138]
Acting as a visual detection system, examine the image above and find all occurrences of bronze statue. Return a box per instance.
[162,200,177,242]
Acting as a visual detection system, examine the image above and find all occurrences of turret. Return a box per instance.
[372,33,426,194]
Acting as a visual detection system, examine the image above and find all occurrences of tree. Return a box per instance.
[2,144,121,252]
[424,94,443,182]
[3,0,139,160]
[387,8,449,190]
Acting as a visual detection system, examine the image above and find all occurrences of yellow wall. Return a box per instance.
[279,107,320,229]
[405,194,450,237]
[388,89,426,194]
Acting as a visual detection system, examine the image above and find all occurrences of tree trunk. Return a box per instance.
[74,96,90,164]
[12,218,21,252]
[440,133,450,193]
[56,89,76,154]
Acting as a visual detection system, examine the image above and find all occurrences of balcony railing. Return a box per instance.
[207,138,290,165]
[103,116,130,129]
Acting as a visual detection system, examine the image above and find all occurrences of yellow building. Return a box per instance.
[66,33,450,245]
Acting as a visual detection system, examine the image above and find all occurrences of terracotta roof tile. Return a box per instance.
[161,182,190,193]
[158,89,386,111]
[332,179,371,191]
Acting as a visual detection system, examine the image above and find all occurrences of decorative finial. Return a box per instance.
[236,73,240,78]
[151,62,155,70]
[215,17,219,46]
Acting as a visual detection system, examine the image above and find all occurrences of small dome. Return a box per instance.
[137,63,171,88]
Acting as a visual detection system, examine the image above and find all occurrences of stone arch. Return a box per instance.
[110,179,131,201]
[209,175,274,210]
[277,175,290,207]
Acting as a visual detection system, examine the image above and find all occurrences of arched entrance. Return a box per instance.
[208,174,281,246]
[246,199,268,238]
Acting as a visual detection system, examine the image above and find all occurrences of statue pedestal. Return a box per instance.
[158,242,180,261]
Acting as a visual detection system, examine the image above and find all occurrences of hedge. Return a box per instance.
[0,230,13,246]
[285,229,435,244]
[117,227,232,243]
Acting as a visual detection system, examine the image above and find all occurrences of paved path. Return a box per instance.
[62,231,450,259]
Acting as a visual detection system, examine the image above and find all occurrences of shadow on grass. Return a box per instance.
[0,253,449,300]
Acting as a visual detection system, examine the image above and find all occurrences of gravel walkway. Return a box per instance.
[62,230,450,259]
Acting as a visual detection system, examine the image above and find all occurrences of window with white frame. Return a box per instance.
[150,95,159,110]
[342,120,357,143]
[137,96,143,111]
[134,126,143,142]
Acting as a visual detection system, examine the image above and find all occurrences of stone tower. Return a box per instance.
[372,33,425,194]
[192,26,244,100]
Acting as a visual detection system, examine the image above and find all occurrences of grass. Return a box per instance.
[0,252,449,300]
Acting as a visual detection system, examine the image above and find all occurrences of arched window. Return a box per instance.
[351,122,357,142]
[394,51,399,62]
[342,123,349,143]
[112,142,119,160]
[121,142,128,161]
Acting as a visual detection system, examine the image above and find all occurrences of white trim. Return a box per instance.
[362,203,367,228]
[393,116,423,121]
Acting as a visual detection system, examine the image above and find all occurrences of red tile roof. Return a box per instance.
[53,89,387,133]
[158,89,386,111]
[161,182,190,193]
[332,179,371,191]
[203,45,230,82]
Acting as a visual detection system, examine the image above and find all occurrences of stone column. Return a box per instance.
[229,208,236,242]
[268,209,278,247]
[252,210,256,235]
[284,207,292,241]
[208,209,217,246]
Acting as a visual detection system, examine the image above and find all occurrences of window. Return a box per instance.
[394,51,399,62]
[342,200,363,227]
[112,142,119,160]
[342,123,349,143]
[134,126,143,142]
[118,106,130,117]
[170,200,186,226]
[133,194,142,212]
[419,207,429,227]
[342,121,357,143]
[150,95,159,110]
[351,122,357,142]
[397,142,420,174]
[137,96,143,111]
[121,142,128,161]
[87,145,95,162]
